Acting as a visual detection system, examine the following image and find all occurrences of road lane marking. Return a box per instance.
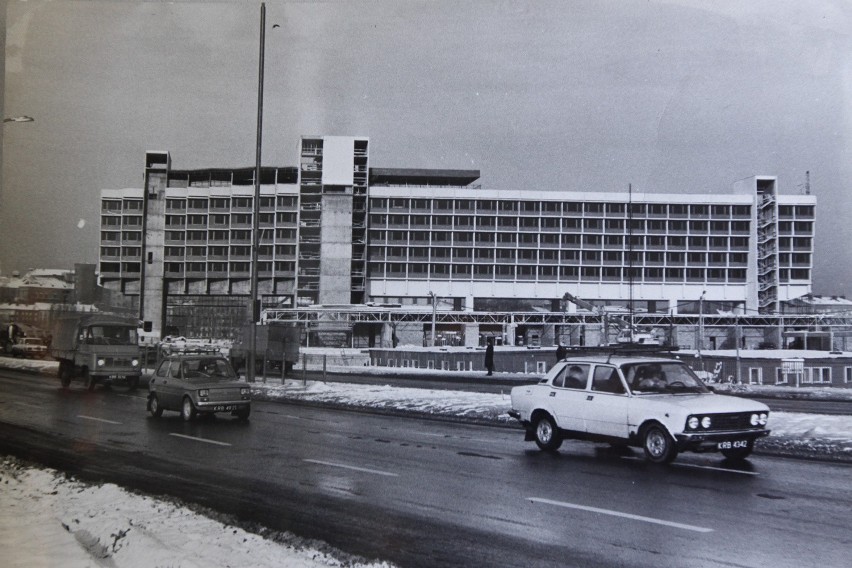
[77,415,122,425]
[619,456,759,476]
[169,433,231,447]
[304,459,398,477]
[528,497,714,533]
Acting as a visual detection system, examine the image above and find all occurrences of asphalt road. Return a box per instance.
[0,370,850,567]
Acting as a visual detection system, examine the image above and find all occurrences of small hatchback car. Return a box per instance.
[509,356,770,463]
[148,354,251,421]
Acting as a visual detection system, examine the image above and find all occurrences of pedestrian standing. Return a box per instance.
[555,342,566,363]
[484,337,494,376]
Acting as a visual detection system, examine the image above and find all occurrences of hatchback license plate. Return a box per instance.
[212,405,234,412]
[718,440,749,450]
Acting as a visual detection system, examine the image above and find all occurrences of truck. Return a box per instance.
[229,322,303,376]
[49,314,143,390]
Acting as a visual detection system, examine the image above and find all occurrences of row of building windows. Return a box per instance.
[371,215,755,234]
[369,198,758,218]
[366,263,750,282]
[100,257,809,285]
[369,231,751,250]
[103,198,814,222]
[369,247,749,266]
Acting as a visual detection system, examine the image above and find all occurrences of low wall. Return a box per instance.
[369,346,560,375]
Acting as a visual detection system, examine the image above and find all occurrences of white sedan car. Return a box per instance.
[509,356,770,463]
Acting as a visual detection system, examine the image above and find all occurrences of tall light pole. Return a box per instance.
[247,3,266,383]
[698,290,706,354]
[428,291,436,347]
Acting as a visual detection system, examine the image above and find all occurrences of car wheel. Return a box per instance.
[642,424,677,464]
[721,441,754,461]
[149,394,163,417]
[533,414,562,452]
[235,406,251,421]
[180,396,197,421]
[84,370,96,392]
[59,361,73,388]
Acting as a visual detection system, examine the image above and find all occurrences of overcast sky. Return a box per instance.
[2,0,850,297]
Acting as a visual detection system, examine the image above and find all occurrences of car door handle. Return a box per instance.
[549,392,556,397]
[587,395,594,401]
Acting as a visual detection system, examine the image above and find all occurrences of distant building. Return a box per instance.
[781,293,852,315]
[0,264,130,335]
[98,136,817,343]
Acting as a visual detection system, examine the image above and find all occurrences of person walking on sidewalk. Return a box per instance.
[484,337,494,376]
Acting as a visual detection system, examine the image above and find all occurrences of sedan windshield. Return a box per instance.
[622,362,710,394]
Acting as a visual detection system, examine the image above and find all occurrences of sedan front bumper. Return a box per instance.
[675,428,770,451]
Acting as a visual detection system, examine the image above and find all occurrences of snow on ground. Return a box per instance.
[0,456,394,568]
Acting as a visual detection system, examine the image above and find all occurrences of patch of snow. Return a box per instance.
[0,457,395,568]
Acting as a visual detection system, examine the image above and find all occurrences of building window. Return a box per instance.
[102,200,122,212]
[748,368,763,385]
[560,266,579,279]
[474,264,493,278]
[606,203,625,215]
[562,218,581,231]
[804,367,831,384]
[845,367,852,383]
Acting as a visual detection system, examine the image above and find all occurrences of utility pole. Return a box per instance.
[698,292,705,351]
[247,2,266,383]
[428,291,436,347]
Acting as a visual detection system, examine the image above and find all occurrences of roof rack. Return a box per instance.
[563,344,680,360]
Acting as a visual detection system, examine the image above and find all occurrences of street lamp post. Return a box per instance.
[698,290,706,353]
[428,291,436,347]
[247,3,266,383]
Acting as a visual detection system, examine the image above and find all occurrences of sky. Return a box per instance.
[1,0,851,296]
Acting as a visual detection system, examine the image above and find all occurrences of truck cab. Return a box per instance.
[49,314,142,390]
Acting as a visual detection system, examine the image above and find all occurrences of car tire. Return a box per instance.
[59,361,73,388]
[180,396,197,421]
[642,424,677,464]
[533,414,562,452]
[721,441,754,461]
[235,406,251,421]
[149,394,163,418]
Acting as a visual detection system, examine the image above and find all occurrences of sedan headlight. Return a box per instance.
[131,359,139,367]
[750,413,759,426]
[687,416,699,429]
[97,358,106,367]
[240,387,250,396]
[701,416,712,429]
[198,389,209,397]
[758,413,768,426]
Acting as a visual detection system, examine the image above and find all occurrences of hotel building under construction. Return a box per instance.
[99,135,817,347]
